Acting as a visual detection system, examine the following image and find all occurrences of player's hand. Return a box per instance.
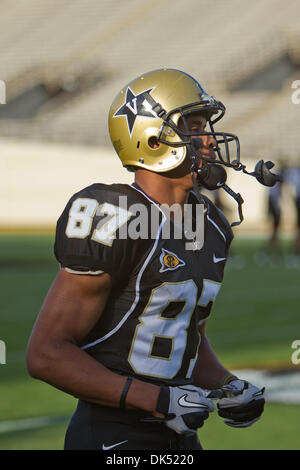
[217,379,265,428]
[143,385,216,434]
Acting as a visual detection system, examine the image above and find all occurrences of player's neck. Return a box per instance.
[134,170,191,208]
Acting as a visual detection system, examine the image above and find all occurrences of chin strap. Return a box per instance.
[191,163,244,227]
[221,184,244,227]
[191,157,281,227]
[219,159,281,227]
[191,170,207,208]
[239,160,282,186]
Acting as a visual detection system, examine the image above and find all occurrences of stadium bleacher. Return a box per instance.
[0,0,300,162]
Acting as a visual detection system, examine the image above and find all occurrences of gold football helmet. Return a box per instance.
[109,68,280,227]
[108,68,240,173]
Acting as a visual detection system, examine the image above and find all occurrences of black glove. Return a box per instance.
[217,379,265,428]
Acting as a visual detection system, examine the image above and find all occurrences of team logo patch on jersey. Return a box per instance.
[159,248,185,273]
[114,87,157,137]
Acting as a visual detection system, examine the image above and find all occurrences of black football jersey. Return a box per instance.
[54,183,233,386]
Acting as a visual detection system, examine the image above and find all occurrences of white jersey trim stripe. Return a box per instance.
[207,214,226,243]
[64,267,104,276]
[189,190,226,243]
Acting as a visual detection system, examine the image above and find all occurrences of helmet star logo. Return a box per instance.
[114,87,156,137]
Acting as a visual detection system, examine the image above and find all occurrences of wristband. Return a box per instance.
[156,386,170,415]
[220,373,238,387]
[120,377,133,409]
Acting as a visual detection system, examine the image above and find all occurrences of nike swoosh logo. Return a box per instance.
[102,439,128,450]
[178,394,208,409]
[213,254,226,263]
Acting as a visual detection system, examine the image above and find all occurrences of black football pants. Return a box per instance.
[64,400,202,450]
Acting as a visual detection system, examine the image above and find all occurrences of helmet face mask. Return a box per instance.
[108,68,241,174]
[157,104,241,169]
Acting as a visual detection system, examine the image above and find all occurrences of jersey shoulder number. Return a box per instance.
[54,183,137,282]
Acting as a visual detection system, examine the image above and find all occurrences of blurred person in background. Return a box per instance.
[284,164,300,254]
[266,162,285,251]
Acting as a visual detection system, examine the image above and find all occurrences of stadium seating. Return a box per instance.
[1,0,300,162]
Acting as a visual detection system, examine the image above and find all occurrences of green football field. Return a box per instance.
[0,233,299,450]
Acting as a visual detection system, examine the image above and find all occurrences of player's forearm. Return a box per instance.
[26,339,160,414]
[191,334,235,389]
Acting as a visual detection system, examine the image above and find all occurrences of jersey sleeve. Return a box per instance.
[54,184,137,285]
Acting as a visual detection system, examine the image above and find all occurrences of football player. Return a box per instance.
[284,165,300,253]
[267,179,282,249]
[26,69,266,450]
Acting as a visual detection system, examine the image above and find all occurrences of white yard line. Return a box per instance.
[0,415,69,434]
[232,369,300,404]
